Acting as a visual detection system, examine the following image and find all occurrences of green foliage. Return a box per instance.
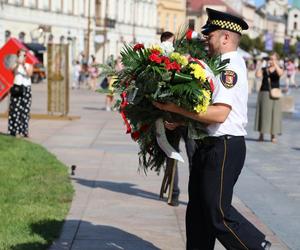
[0,135,74,250]
[112,40,227,173]
[253,36,265,52]
[274,42,284,57]
[176,39,207,59]
[240,34,253,52]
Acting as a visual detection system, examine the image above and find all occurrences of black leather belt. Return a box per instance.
[196,135,243,146]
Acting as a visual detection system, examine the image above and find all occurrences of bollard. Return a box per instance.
[71,165,76,175]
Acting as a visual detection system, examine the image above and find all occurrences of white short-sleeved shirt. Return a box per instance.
[14,63,32,87]
[207,51,248,136]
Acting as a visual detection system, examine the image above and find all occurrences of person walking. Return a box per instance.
[88,55,99,91]
[72,60,81,89]
[8,48,33,138]
[285,58,297,91]
[160,31,197,206]
[154,8,271,250]
[255,52,283,143]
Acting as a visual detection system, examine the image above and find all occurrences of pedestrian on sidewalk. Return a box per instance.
[72,60,81,89]
[285,58,297,91]
[254,52,283,143]
[160,31,197,206]
[88,55,99,91]
[8,48,33,138]
[105,56,123,111]
[154,8,271,250]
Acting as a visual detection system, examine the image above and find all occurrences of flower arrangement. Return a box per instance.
[110,32,227,173]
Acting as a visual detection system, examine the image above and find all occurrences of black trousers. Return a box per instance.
[186,136,265,250]
[166,127,197,196]
[8,86,32,137]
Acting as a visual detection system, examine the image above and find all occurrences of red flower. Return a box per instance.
[133,43,144,51]
[165,61,181,71]
[140,124,149,132]
[149,53,162,64]
[131,131,140,141]
[186,29,198,40]
[161,56,171,65]
[186,29,194,40]
[150,49,161,55]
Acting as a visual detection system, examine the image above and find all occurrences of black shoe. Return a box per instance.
[168,194,179,207]
[262,240,271,249]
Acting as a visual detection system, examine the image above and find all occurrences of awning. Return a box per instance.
[24,43,46,54]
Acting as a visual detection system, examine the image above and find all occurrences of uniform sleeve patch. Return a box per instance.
[220,70,238,89]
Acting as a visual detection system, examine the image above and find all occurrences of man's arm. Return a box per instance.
[153,102,231,124]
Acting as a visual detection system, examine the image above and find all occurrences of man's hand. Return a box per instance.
[152,101,180,113]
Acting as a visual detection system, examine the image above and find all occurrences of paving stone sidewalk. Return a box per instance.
[0,83,289,249]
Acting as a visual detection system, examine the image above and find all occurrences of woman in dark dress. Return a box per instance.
[254,52,284,143]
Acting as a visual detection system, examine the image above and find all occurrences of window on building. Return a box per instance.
[189,19,195,30]
[174,15,177,31]
[64,0,73,14]
[5,30,11,42]
[18,31,26,42]
[52,0,61,12]
[295,14,298,18]
[15,0,23,6]
[77,0,85,16]
[60,35,65,43]
[27,0,36,8]
[166,14,169,31]
[157,13,161,28]
[42,0,50,10]
[294,22,298,30]
[48,34,54,43]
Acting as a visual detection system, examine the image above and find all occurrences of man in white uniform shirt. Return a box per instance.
[154,8,271,250]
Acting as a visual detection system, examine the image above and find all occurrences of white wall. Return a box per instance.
[0,23,4,46]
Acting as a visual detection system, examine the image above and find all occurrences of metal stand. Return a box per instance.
[160,158,177,205]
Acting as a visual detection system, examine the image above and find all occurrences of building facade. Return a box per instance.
[258,0,288,43]
[186,0,238,36]
[0,0,158,63]
[95,0,157,63]
[157,0,186,35]
[0,0,95,63]
[287,0,300,43]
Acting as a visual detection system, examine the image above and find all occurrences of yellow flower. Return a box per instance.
[190,63,206,82]
[193,90,211,113]
[170,52,188,66]
[150,44,163,54]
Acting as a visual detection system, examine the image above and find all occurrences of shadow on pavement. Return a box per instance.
[245,137,261,142]
[292,147,300,151]
[10,220,160,250]
[73,178,188,206]
[69,221,161,249]
[10,219,64,250]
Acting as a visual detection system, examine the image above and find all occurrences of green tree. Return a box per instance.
[240,34,253,52]
[274,42,284,57]
[253,36,265,51]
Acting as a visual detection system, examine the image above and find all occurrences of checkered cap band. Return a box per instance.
[211,20,243,33]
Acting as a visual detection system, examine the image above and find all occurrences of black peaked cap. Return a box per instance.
[201,8,249,35]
